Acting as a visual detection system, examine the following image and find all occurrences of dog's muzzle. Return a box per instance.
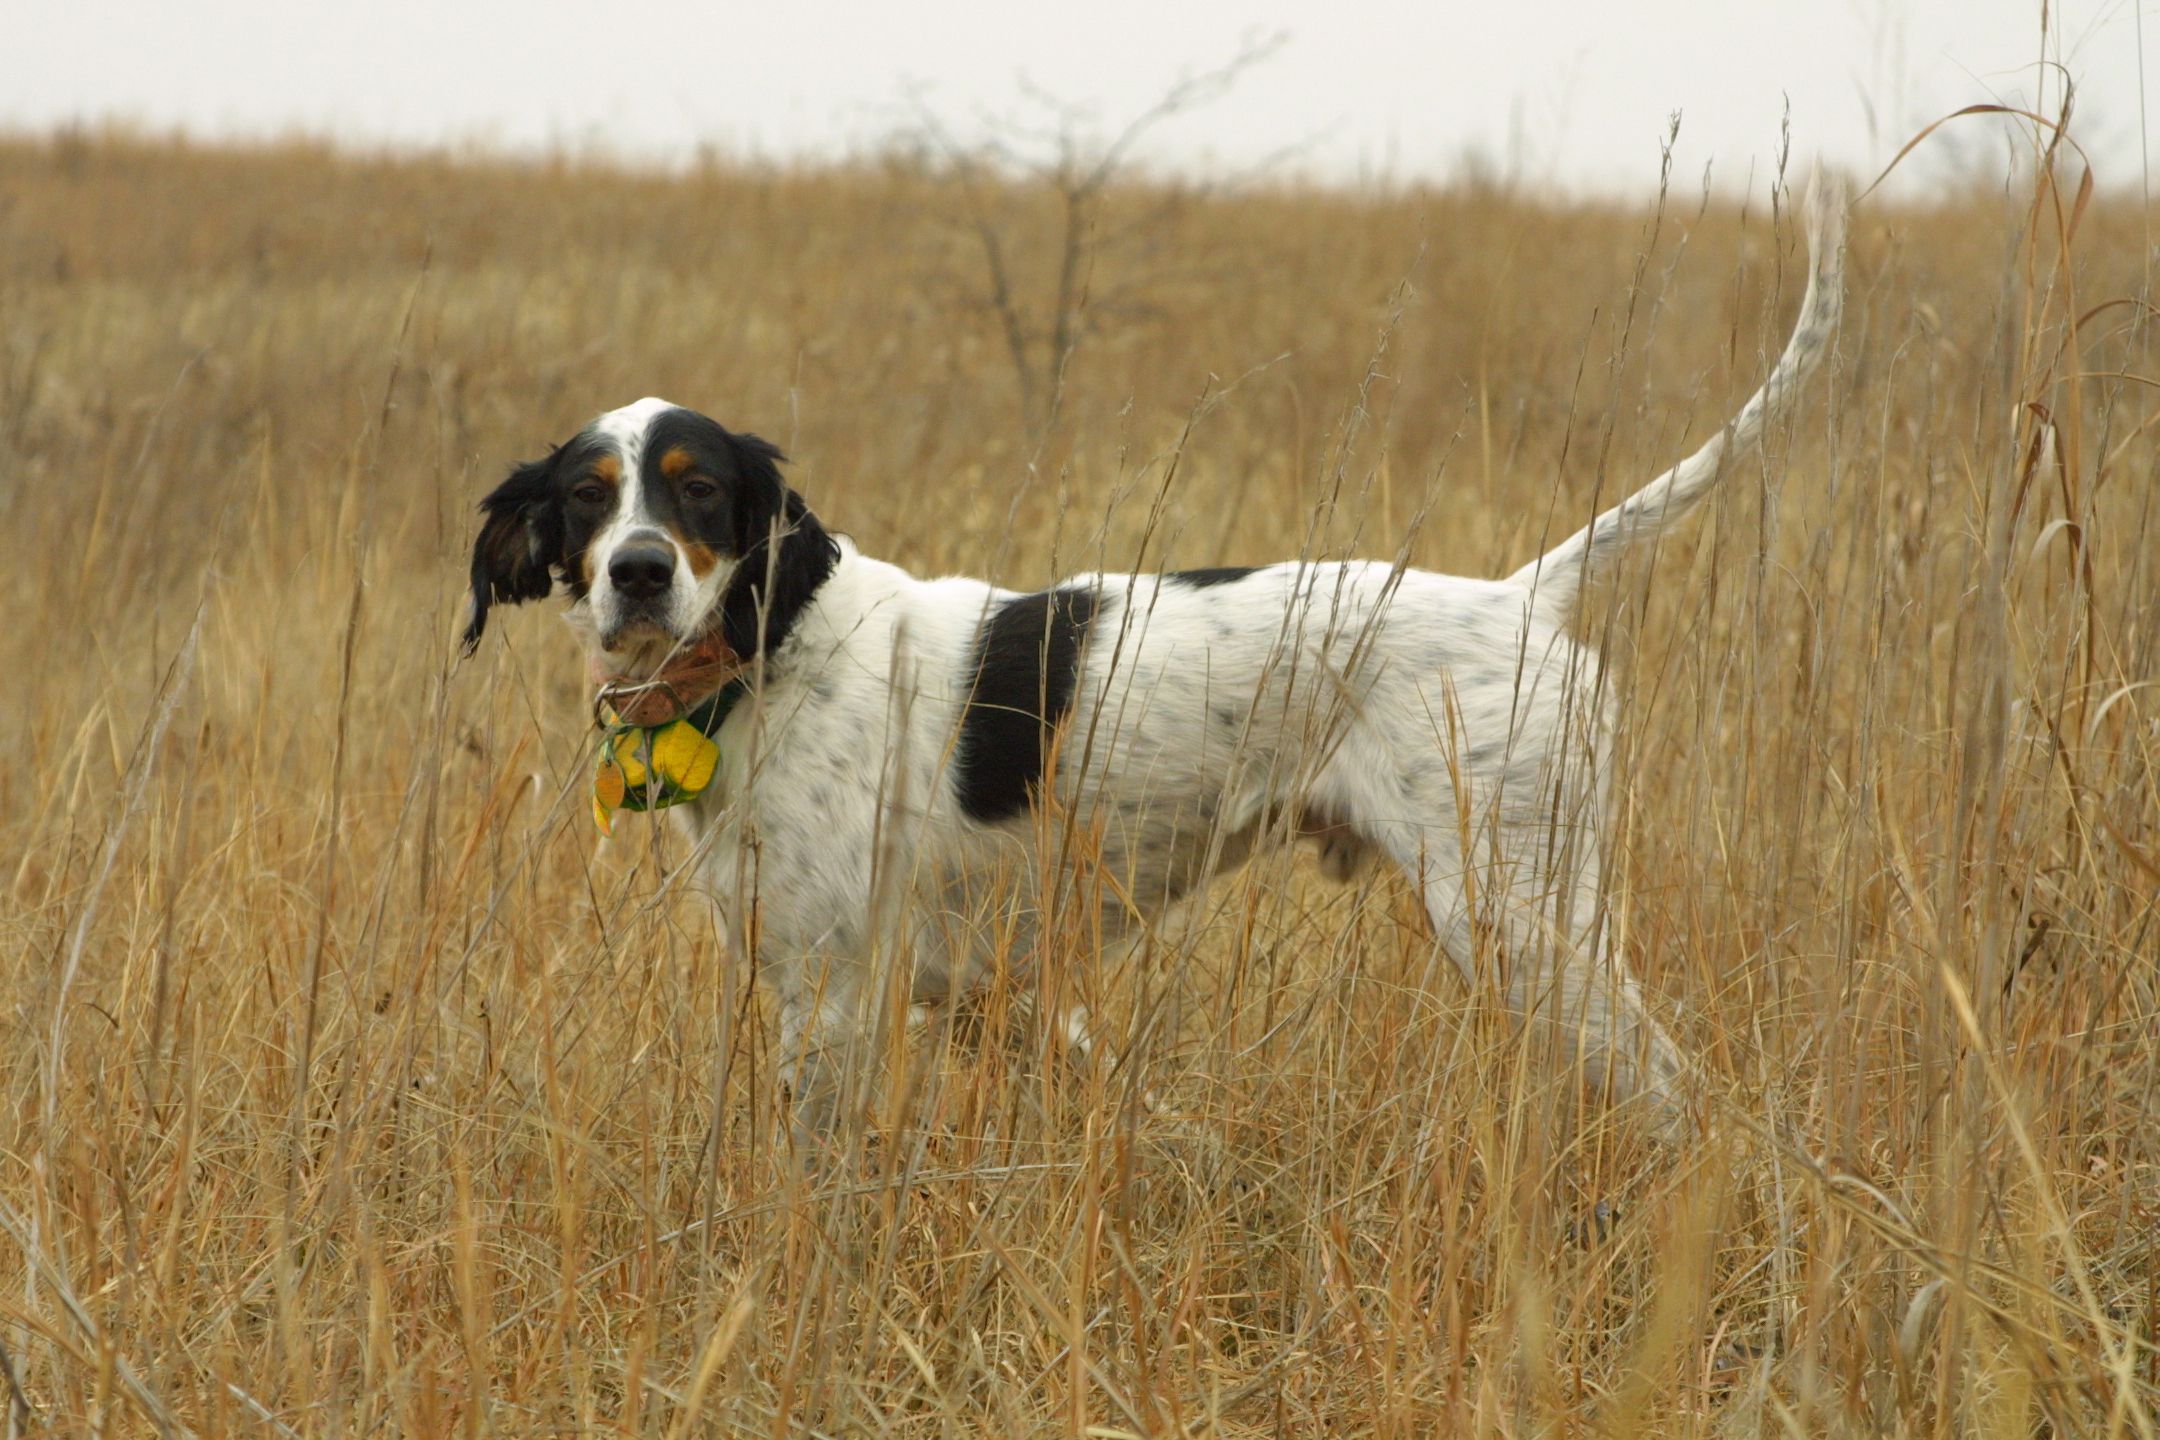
[608,543,675,600]
[598,541,681,648]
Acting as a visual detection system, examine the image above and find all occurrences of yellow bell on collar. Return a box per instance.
[591,680,745,836]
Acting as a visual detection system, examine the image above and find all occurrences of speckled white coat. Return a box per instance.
[587,176,1846,1141]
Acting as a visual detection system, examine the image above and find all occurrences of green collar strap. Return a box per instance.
[591,678,749,836]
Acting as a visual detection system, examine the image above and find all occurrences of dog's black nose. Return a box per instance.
[608,544,676,599]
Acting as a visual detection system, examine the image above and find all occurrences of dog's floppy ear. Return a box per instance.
[717,431,841,660]
[464,453,563,652]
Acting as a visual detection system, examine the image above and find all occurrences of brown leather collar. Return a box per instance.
[590,631,742,727]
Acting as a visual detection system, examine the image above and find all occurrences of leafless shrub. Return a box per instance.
[900,36,1290,445]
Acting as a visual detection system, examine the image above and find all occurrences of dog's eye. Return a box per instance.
[682,479,718,501]
[572,482,609,506]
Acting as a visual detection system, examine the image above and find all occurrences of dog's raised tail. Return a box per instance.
[1509,169,1846,617]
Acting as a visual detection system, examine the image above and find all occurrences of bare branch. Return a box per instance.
[901,35,1289,441]
[1085,31,1289,193]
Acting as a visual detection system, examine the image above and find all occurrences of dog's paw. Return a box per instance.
[1562,1198,1622,1248]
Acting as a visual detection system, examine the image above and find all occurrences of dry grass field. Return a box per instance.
[2,129,2157,1435]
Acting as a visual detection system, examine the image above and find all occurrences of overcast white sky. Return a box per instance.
[9,1,2155,198]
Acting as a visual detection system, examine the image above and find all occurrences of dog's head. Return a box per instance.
[463,397,839,670]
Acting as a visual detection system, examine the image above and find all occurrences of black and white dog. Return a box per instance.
[467,178,1844,1140]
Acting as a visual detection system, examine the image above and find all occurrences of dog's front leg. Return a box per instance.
[768,951,877,1152]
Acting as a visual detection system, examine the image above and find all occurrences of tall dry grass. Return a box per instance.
[1,129,2156,1435]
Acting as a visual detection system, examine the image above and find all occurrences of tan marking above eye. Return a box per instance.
[591,455,621,485]
[659,447,694,481]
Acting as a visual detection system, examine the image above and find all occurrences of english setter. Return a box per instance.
[466,177,1844,1141]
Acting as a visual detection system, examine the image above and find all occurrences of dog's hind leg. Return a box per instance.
[1497,866,1689,1138]
[1379,825,1691,1138]
[1006,945,1159,1113]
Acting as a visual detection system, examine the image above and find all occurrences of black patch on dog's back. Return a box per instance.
[1166,565,1258,589]
[955,587,1103,823]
